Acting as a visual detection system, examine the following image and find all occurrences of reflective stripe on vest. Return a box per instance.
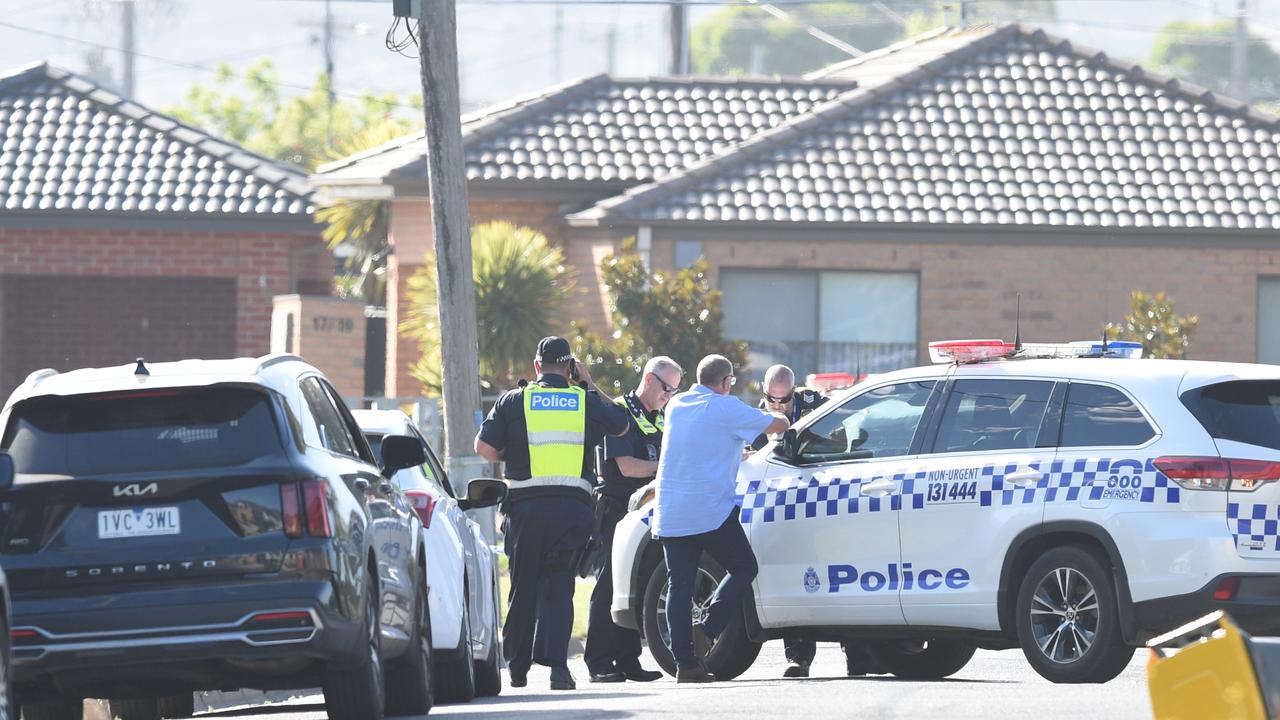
[614,395,663,436]
[522,384,587,490]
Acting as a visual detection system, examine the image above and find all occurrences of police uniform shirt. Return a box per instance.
[600,391,662,502]
[478,373,630,502]
[750,387,828,451]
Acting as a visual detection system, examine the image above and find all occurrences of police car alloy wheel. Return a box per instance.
[641,558,762,681]
[1014,547,1134,684]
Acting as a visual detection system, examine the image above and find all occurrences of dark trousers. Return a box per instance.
[660,506,758,670]
[502,496,593,674]
[784,635,855,666]
[584,495,643,673]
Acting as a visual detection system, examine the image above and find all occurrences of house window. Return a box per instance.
[720,269,918,383]
[1260,277,1280,364]
[675,240,704,269]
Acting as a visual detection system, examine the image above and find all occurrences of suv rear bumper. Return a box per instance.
[1131,573,1280,642]
[11,577,362,700]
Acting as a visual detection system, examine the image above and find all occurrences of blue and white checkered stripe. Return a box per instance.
[1228,502,1280,552]
[736,457,1180,525]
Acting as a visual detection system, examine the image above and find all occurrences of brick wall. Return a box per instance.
[570,227,1280,366]
[272,295,367,397]
[0,225,329,398]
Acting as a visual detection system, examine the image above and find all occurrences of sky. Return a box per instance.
[0,0,1276,118]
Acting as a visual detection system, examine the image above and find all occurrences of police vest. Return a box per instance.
[615,394,663,436]
[521,384,592,495]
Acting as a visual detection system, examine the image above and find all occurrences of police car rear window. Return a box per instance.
[1,386,284,475]
[1182,380,1280,452]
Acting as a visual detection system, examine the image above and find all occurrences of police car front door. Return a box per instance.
[746,380,940,628]
[898,377,1058,630]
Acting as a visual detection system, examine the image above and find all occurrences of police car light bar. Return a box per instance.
[928,340,1017,364]
[1017,341,1145,360]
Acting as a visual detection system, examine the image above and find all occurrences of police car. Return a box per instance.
[610,340,1280,684]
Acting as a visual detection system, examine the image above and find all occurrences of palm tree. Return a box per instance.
[401,221,577,393]
[316,123,410,305]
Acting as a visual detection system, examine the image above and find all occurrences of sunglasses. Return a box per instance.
[650,372,679,394]
[764,392,793,404]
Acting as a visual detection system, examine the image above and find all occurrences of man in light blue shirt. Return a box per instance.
[653,355,789,682]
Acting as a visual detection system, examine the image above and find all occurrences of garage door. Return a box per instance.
[0,276,237,399]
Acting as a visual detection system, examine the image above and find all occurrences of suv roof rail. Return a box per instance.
[257,353,307,372]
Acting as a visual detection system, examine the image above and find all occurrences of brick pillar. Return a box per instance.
[385,200,434,398]
[271,294,368,398]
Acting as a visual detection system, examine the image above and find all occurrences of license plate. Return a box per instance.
[98,507,181,539]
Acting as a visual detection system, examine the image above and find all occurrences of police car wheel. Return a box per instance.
[867,639,976,680]
[1014,546,1135,684]
[641,558,762,681]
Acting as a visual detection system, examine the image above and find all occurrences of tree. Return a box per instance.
[572,240,748,394]
[1149,20,1280,103]
[690,1,1057,77]
[400,222,576,394]
[167,59,420,171]
[1105,291,1200,360]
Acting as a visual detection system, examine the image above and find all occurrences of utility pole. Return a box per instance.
[416,0,485,503]
[668,0,687,75]
[1230,0,1249,101]
[324,0,336,144]
[120,0,136,98]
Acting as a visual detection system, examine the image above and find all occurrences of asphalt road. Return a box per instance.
[194,642,1154,720]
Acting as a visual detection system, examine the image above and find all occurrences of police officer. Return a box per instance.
[752,364,875,679]
[584,356,683,683]
[474,336,630,691]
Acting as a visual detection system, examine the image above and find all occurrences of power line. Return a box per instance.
[0,17,419,112]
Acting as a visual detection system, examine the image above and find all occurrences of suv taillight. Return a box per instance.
[405,490,436,528]
[303,480,333,537]
[281,480,332,537]
[1154,457,1280,491]
[281,483,303,538]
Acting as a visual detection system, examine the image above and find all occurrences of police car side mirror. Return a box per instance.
[459,478,507,511]
[776,428,800,461]
[380,435,427,476]
[0,451,13,491]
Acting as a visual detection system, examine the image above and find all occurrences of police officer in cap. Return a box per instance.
[475,336,630,691]
[584,356,683,683]
[751,364,875,678]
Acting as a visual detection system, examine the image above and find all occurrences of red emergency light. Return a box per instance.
[928,339,1017,364]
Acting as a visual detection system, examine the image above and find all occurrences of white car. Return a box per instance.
[353,410,506,702]
[611,341,1280,684]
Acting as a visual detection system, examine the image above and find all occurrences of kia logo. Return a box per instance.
[113,482,159,497]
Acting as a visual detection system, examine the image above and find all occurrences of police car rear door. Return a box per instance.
[746,378,942,627]
[898,373,1058,630]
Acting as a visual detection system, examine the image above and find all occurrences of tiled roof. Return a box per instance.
[0,63,312,217]
[314,75,851,190]
[572,25,1280,230]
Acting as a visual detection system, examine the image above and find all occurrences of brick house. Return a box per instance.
[567,25,1280,381]
[0,63,330,398]
[312,74,852,396]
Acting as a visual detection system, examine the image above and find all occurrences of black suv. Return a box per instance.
[0,356,434,720]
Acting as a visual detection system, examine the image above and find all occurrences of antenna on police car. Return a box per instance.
[1013,293,1022,354]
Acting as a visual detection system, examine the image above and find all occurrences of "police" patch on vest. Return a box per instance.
[529,391,581,411]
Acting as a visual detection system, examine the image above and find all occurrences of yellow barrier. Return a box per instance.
[1147,611,1270,720]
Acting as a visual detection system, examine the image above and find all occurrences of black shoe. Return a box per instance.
[676,663,716,684]
[588,670,626,683]
[550,667,577,691]
[509,666,528,688]
[619,665,663,682]
[783,662,810,678]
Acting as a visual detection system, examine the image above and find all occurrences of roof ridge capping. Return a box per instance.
[1019,23,1280,126]
[0,61,314,201]
[570,23,1022,223]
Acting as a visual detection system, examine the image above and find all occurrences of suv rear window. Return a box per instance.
[1060,383,1155,447]
[2,387,284,475]
[1182,380,1280,452]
